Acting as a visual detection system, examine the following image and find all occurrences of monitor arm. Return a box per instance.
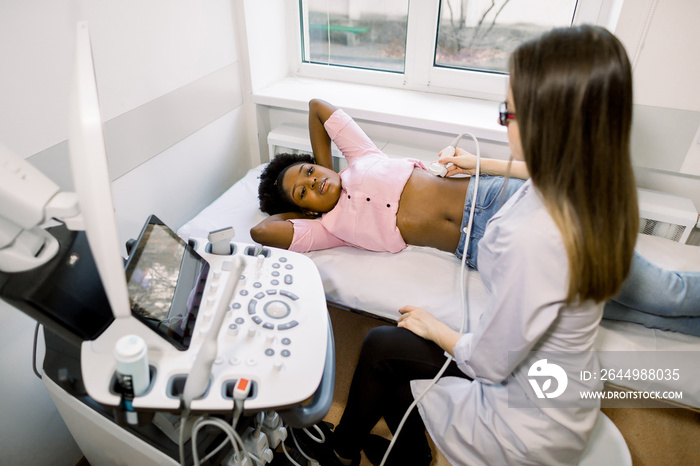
[0,144,83,273]
[2,22,135,320]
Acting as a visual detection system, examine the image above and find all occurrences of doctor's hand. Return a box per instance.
[398,306,461,356]
[435,147,479,177]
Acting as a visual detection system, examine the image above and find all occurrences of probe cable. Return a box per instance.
[178,398,254,466]
[32,322,42,379]
[379,132,481,466]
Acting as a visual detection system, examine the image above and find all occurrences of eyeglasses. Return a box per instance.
[498,101,516,126]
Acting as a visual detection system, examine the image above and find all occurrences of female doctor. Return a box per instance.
[322,25,639,466]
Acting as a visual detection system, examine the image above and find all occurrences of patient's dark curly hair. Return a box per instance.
[258,153,315,215]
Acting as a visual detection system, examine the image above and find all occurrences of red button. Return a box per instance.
[237,378,249,391]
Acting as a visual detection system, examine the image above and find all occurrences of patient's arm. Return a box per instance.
[250,212,312,249]
[308,99,337,170]
[439,148,530,180]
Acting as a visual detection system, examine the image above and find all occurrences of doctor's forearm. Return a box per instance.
[480,158,529,180]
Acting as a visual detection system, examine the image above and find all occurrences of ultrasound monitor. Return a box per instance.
[124,215,209,350]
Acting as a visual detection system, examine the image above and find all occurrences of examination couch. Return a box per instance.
[178,164,700,411]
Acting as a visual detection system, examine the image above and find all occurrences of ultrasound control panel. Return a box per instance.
[81,233,329,413]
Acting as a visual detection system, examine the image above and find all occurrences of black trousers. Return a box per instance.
[333,326,471,464]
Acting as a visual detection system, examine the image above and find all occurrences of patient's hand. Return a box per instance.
[398,305,461,356]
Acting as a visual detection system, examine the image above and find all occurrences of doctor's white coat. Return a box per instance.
[413,180,604,465]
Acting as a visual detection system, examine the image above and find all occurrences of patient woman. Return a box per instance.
[304,25,639,466]
[250,99,699,336]
[250,97,521,258]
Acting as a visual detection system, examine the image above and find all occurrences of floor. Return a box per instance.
[324,306,449,466]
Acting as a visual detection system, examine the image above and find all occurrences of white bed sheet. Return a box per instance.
[178,164,700,408]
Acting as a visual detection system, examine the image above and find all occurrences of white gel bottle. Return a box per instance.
[114,334,150,396]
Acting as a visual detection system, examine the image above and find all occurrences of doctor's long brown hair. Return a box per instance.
[509,25,638,304]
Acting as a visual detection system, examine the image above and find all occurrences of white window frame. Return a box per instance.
[291,0,621,101]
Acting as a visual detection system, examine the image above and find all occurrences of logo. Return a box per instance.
[528,359,568,399]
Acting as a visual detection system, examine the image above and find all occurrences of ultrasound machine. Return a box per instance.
[0,22,333,465]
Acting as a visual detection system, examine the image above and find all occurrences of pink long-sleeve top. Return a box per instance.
[288,109,426,253]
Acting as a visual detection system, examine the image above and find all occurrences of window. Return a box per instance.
[300,0,409,73]
[435,0,579,74]
[296,0,614,100]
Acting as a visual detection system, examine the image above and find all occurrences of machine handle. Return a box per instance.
[278,316,335,428]
[182,257,244,409]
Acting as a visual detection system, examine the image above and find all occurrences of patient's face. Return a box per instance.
[282,163,342,214]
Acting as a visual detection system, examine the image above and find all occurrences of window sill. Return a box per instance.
[252,77,508,144]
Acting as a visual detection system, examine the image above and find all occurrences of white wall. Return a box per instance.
[243,0,294,93]
[614,0,700,209]
[0,1,252,463]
